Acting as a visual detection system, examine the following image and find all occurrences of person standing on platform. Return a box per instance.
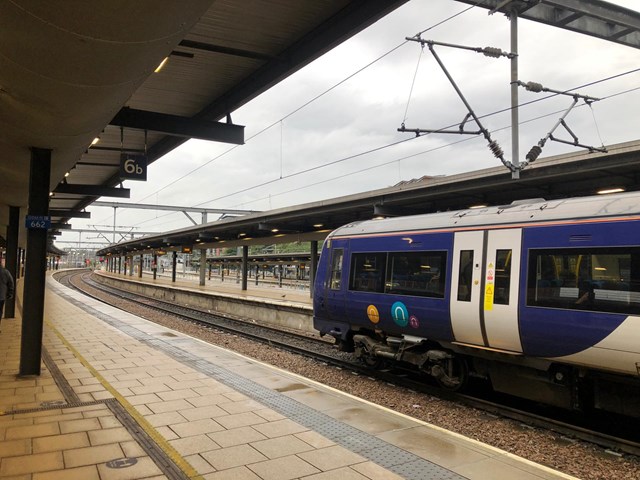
[0,263,15,327]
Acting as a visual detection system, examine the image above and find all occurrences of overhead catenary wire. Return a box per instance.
[131,81,640,231]
[93,3,488,227]
[95,4,640,231]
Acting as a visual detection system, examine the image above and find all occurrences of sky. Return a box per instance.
[60,0,640,249]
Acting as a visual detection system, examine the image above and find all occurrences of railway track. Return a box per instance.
[54,269,640,459]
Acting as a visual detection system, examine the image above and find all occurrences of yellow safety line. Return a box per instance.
[45,319,204,480]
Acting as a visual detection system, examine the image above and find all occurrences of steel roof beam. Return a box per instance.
[90,201,257,216]
[455,0,640,49]
[54,184,130,198]
[49,210,91,219]
[179,39,277,61]
[110,107,245,144]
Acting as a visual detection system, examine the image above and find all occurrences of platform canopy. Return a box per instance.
[0,0,409,248]
[97,140,640,256]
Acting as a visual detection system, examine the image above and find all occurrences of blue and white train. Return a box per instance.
[313,192,640,417]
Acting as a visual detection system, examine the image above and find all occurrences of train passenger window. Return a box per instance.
[527,247,640,315]
[457,250,474,301]
[329,249,344,290]
[349,252,386,293]
[494,249,512,305]
[385,251,446,298]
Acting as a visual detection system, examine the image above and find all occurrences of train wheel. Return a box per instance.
[360,352,385,369]
[433,356,468,391]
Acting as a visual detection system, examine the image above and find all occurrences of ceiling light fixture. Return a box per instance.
[154,57,169,73]
[597,187,625,195]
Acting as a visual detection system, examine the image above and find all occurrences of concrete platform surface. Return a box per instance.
[0,274,577,480]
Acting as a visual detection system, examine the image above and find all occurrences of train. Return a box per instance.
[313,192,640,417]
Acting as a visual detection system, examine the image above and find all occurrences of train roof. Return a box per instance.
[329,191,640,238]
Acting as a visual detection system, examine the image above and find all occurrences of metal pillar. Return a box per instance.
[171,251,177,282]
[510,10,520,179]
[129,256,134,276]
[241,245,248,291]
[20,147,51,376]
[309,240,318,299]
[118,256,122,274]
[138,254,143,278]
[4,206,19,318]
[153,253,158,280]
[199,248,206,286]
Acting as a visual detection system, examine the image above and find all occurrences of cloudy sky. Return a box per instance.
[62,0,640,248]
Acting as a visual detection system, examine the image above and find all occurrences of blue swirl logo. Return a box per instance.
[391,301,409,327]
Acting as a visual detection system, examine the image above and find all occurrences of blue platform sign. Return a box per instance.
[25,215,51,230]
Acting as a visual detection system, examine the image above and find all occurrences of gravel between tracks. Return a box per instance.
[76,277,640,480]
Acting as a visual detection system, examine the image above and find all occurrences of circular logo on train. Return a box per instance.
[366,305,380,324]
[409,315,420,329]
[391,301,409,327]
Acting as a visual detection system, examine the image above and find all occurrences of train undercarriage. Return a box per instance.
[334,330,640,418]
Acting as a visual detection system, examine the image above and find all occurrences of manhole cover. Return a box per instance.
[106,457,138,469]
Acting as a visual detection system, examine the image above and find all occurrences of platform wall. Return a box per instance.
[93,273,315,333]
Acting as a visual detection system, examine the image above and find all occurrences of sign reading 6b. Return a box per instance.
[119,154,147,181]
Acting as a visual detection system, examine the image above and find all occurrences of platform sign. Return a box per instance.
[119,153,147,181]
[155,249,166,256]
[25,215,51,230]
[182,246,192,254]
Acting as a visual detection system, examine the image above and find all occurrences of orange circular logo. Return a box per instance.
[366,305,380,324]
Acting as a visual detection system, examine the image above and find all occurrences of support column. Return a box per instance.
[241,245,248,291]
[20,147,51,376]
[138,254,143,278]
[171,251,177,282]
[153,253,158,280]
[118,256,122,274]
[4,206,19,318]
[199,248,206,286]
[309,240,318,299]
[129,256,134,276]
[510,10,520,179]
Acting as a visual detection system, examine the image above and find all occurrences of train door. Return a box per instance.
[450,228,523,352]
[450,231,485,345]
[483,228,523,352]
[324,240,347,321]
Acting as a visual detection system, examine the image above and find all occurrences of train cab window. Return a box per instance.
[329,249,344,290]
[349,252,386,293]
[457,250,474,301]
[527,247,640,315]
[385,251,446,298]
[494,249,512,305]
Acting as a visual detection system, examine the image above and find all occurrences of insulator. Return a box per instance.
[526,145,542,162]
[488,140,504,159]
[525,81,543,93]
[482,47,503,58]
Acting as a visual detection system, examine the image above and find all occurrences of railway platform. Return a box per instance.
[0,273,577,480]
[93,269,314,333]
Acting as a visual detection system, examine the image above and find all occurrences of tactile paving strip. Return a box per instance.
[54,284,468,480]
